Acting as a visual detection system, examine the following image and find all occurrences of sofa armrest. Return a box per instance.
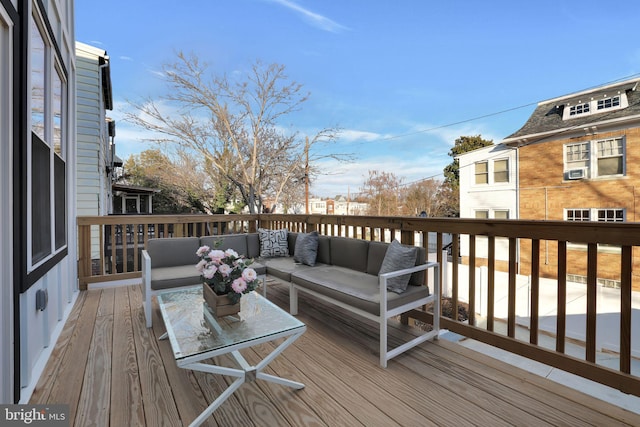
[378,261,439,314]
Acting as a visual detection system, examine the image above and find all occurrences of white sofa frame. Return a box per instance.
[289,261,440,367]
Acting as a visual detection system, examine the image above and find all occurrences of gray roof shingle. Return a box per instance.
[504,79,640,142]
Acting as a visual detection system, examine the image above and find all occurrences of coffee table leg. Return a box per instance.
[189,376,244,427]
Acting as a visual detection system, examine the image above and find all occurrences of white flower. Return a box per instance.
[242,268,257,282]
[195,259,208,273]
[232,278,247,293]
[202,264,217,279]
[225,248,239,258]
[218,264,232,277]
[196,245,210,257]
[208,249,225,264]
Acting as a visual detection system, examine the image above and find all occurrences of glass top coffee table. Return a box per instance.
[157,285,306,427]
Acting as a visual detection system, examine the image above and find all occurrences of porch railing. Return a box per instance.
[77,213,640,397]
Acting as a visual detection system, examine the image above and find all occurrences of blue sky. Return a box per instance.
[76,0,640,197]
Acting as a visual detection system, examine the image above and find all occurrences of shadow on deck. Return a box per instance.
[29,279,640,426]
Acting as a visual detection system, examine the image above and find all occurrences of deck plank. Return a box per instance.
[129,284,182,426]
[47,287,101,425]
[75,289,113,427]
[29,281,640,427]
[29,289,87,404]
[110,285,145,427]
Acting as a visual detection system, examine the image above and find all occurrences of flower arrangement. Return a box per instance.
[195,245,260,304]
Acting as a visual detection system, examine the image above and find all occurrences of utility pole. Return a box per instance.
[305,136,309,215]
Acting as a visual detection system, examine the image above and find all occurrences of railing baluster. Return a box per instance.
[468,235,476,326]
[586,243,598,363]
[530,239,540,345]
[621,245,632,374]
[507,237,517,338]
[487,235,495,332]
[452,234,459,322]
[557,241,567,353]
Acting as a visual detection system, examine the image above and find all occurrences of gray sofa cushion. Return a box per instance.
[291,266,429,316]
[329,237,369,272]
[379,240,418,293]
[258,228,289,257]
[263,257,314,282]
[150,265,201,290]
[147,237,200,268]
[201,234,248,258]
[369,241,427,288]
[246,233,261,259]
[294,231,319,266]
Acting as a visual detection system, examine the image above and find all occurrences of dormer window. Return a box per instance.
[562,93,628,120]
[569,102,590,117]
[597,95,620,110]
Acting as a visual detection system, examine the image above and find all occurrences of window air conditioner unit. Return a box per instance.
[567,168,586,180]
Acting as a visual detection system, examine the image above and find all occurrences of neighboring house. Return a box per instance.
[504,78,640,289]
[76,41,116,217]
[457,143,518,270]
[1,1,78,404]
[459,78,640,290]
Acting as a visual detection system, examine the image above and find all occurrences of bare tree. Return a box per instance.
[360,170,403,216]
[403,178,445,216]
[125,53,347,213]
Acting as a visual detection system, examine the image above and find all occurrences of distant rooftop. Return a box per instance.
[504,78,640,143]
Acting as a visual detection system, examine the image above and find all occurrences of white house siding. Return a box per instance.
[457,144,518,262]
[76,42,111,217]
[4,0,78,404]
[76,42,112,262]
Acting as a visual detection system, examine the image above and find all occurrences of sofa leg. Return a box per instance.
[289,284,298,315]
[380,318,388,368]
[145,298,152,328]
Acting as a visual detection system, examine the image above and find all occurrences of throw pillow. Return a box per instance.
[258,228,289,258]
[379,240,418,293]
[293,231,319,266]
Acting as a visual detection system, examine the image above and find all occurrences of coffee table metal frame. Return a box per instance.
[157,286,306,426]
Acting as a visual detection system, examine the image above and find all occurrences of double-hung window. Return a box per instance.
[29,14,68,278]
[564,137,624,179]
[474,161,488,184]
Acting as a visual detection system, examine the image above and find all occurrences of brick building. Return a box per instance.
[504,78,640,288]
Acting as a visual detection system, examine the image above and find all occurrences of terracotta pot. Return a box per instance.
[203,283,240,317]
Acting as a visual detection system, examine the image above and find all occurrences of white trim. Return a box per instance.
[0,4,14,404]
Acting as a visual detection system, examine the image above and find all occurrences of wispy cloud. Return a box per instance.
[268,0,349,33]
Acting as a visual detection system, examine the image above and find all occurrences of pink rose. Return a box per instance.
[232,278,247,293]
[242,268,257,282]
[202,264,217,279]
[218,264,232,277]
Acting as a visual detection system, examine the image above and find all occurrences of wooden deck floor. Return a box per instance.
[30,279,640,426]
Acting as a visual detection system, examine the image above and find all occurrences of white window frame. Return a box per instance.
[493,158,509,183]
[563,93,628,120]
[566,208,625,252]
[28,11,68,272]
[563,137,625,180]
[474,161,488,185]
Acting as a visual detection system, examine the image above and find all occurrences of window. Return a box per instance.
[29,14,68,272]
[566,209,590,221]
[597,209,624,222]
[475,210,489,219]
[563,94,627,120]
[569,102,590,117]
[564,137,625,179]
[493,159,509,183]
[475,162,488,184]
[494,210,509,219]
[596,138,623,176]
[597,96,620,111]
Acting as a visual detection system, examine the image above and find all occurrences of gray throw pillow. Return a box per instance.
[379,240,418,293]
[293,231,319,266]
[258,228,289,257]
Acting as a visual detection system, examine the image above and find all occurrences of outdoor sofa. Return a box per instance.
[141,230,440,367]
